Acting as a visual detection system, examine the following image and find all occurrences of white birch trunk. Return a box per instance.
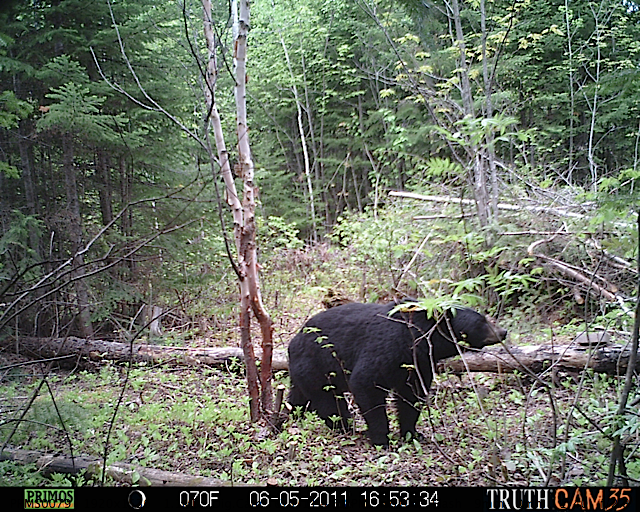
[202,0,273,421]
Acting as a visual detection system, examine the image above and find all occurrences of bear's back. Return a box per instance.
[288,302,411,370]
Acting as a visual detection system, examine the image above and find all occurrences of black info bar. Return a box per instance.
[10,486,637,511]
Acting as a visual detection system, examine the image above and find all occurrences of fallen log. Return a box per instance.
[440,342,639,376]
[1,447,235,486]
[2,336,637,376]
[0,336,288,371]
[389,190,590,220]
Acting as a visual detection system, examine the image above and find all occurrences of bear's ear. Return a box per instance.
[388,301,422,316]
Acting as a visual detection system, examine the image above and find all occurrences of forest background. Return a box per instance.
[1,0,640,488]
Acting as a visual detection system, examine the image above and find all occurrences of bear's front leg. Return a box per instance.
[395,393,422,441]
[395,378,428,441]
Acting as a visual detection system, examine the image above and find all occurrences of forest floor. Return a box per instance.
[0,331,631,487]
[1,246,638,487]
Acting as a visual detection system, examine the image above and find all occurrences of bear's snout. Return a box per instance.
[483,318,508,346]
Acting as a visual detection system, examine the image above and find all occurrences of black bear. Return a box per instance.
[287,301,507,446]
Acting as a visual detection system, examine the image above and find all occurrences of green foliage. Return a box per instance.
[36,55,90,89]
[329,200,545,315]
[423,157,463,179]
[390,295,478,319]
[0,161,20,179]
[258,216,304,251]
[0,461,48,486]
[330,206,425,299]
[0,212,43,280]
[0,0,637,340]
[37,81,127,144]
[0,90,31,130]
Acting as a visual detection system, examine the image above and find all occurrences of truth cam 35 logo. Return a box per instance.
[486,488,633,511]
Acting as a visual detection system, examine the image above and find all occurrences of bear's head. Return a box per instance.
[446,307,507,349]
[403,305,507,356]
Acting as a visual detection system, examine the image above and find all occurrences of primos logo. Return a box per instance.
[24,489,74,509]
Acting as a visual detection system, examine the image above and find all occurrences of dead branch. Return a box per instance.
[527,238,624,305]
[389,190,589,220]
[1,447,239,486]
[586,237,637,274]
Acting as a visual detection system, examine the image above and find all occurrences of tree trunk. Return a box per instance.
[450,0,474,119]
[564,0,576,182]
[234,0,274,418]
[449,0,489,227]
[18,119,41,255]
[607,212,640,486]
[586,5,602,193]
[278,32,317,242]
[119,154,135,273]
[202,0,261,422]
[143,305,163,337]
[480,0,498,224]
[97,150,113,226]
[440,342,639,376]
[388,190,591,221]
[62,134,93,339]
[202,0,273,422]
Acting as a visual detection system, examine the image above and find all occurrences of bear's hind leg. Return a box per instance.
[288,384,308,409]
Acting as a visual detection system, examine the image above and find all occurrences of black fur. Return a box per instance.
[287,301,507,446]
